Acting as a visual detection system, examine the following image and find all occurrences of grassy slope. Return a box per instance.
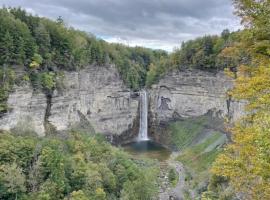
[177,132,224,173]
[168,116,209,150]
[166,115,227,198]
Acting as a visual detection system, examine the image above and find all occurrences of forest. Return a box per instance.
[0,7,168,89]
[0,131,159,200]
[0,7,169,113]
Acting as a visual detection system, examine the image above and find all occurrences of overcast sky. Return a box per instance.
[0,0,241,51]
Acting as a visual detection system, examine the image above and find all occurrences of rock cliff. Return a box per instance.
[0,65,139,137]
[0,83,47,136]
[49,65,139,138]
[149,69,245,129]
[0,66,245,140]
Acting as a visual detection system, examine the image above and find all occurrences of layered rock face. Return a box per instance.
[149,69,245,125]
[0,65,139,136]
[0,84,47,136]
[0,66,244,139]
[49,65,139,137]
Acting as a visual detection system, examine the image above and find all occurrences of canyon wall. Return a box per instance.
[0,66,245,140]
[49,65,139,138]
[0,65,139,137]
[149,69,245,126]
[0,83,47,136]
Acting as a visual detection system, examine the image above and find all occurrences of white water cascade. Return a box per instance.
[138,90,149,141]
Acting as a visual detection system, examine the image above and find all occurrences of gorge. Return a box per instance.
[0,65,244,142]
[1,2,269,199]
[0,64,246,199]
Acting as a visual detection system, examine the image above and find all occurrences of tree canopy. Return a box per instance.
[203,0,270,199]
[0,131,159,200]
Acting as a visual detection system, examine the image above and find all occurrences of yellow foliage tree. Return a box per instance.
[29,53,43,69]
[70,190,88,200]
[211,65,270,200]
[209,1,270,199]
[95,188,106,200]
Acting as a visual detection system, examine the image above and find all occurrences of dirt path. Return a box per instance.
[169,161,185,199]
[159,153,186,200]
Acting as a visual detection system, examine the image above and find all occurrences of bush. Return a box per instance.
[168,168,178,186]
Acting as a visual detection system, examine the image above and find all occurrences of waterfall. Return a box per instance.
[138,90,149,141]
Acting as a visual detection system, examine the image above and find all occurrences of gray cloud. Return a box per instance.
[0,0,241,51]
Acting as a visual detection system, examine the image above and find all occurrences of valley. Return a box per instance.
[1,1,270,199]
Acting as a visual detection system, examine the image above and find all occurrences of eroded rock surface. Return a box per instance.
[0,83,47,136]
[0,67,244,139]
[0,65,139,137]
[49,65,139,137]
[150,69,245,124]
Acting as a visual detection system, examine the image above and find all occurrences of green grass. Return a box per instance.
[177,132,223,173]
[168,116,209,150]
[168,167,179,187]
[167,115,226,198]
[176,132,224,196]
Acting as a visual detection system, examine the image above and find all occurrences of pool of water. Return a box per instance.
[122,140,171,161]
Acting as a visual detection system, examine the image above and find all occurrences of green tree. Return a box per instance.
[56,16,64,25]
[29,53,43,69]
[232,0,270,64]
[0,31,14,64]
[41,72,56,91]
[0,68,15,113]
[0,163,26,200]
[34,22,51,63]
[120,168,159,200]
[12,36,26,65]
[70,190,89,200]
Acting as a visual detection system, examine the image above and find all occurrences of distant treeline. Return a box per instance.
[171,29,249,71]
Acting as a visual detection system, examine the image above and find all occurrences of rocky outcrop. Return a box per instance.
[149,69,245,126]
[49,65,139,137]
[0,65,139,137]
[0,83,47,136]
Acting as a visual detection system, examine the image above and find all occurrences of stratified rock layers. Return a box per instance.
[0,65,139,136]
[49,65,139,136]
[149,70,244,124]
[0,83,47,136]
[0,66,244,138]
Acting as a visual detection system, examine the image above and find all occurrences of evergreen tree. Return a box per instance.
[56,16,64,25]
[12,36,26,65]
[34,22,51,59]
[0,31,14,65]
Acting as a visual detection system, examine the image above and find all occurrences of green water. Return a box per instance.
[123,140,171,161]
